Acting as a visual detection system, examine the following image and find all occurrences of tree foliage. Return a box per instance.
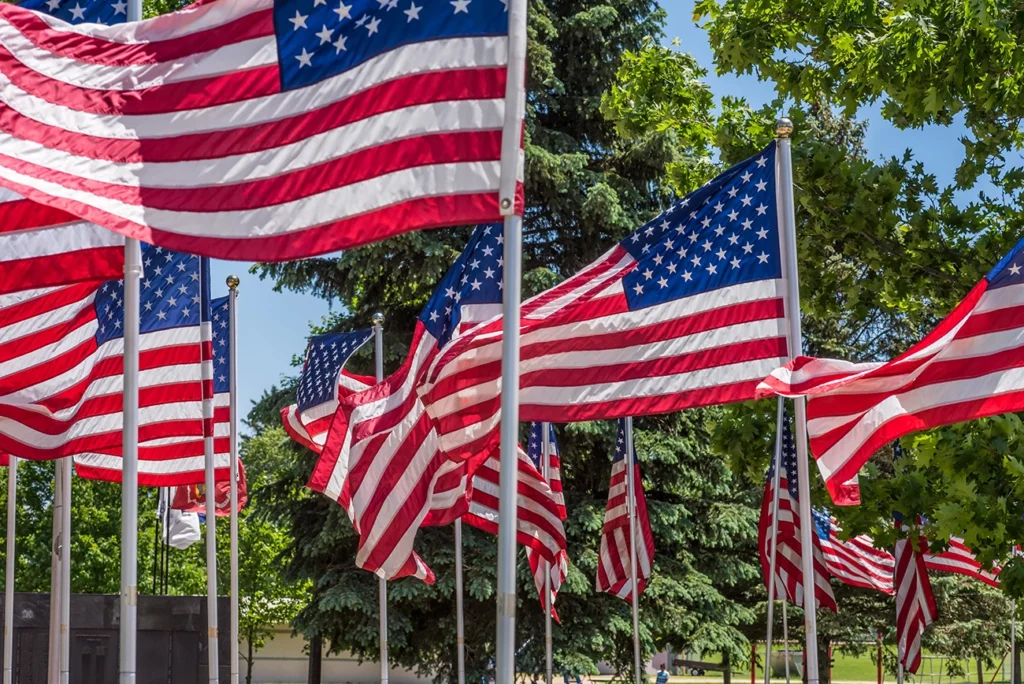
[250,2,775,681]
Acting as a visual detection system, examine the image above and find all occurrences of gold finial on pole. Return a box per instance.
[775,117,794,138]
[226,275,240,290]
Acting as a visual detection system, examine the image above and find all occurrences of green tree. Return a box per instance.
[251,2,771,681]
[693,0,1024,188]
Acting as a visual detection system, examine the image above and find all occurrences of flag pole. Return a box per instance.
[1011,611,1016,684]
[781,598,790,684]
[3,456,16,684]
[373,312,389,684]
[202,260,220,684]
[764,398,786,684]
[495,0,527,680]
[775,117,820,684]
[227,275,241,684]
[455,519,466,684]
[119,237,143,684]
[541,423,553,684]
[58,459,72,684]
[895,643,904,684]
[624,417,643,684]
[47,461,62,684]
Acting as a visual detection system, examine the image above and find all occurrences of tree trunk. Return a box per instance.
[976,657,983,684]
[818,638,832,684]
[246,637,254,684]
[309,634,323,684]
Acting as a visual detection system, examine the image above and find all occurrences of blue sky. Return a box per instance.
[219,1,981,416]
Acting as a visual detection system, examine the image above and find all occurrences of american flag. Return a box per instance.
[759,234,1024,504]
[0,0,517,261]
[0,245,204,469]
[0,190,124,296]
[169,293,245,512]
[420,144,790,463]
[313,224,565,580]
[281,329,375,452]
[0,0,125,296]
[461,445,568,611]
[525,423,567,618]
[812,508,895,594]
[895,526,938,674]
[923,536,1000,587]
[596,418,655,602]
[758,411,837,612]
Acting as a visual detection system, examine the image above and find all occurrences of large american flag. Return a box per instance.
[419,145,790,463]
[758,411,837,612]
[813,509,895,594]
[895,527,938,674]
[596,418,655,602]
[306,225,566,581]
[0,245,204,468]
[0,0,125,296]
[313,223,502,578]
[0,190,123,296]
[0,0,517,261]
[759,234,1024,504]
[281,329,375,452]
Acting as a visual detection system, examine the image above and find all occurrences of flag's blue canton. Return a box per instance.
[273,0,509,91]
[20,0,126,25]
[526,422,558,470]
[621,145,781,312]
[420,222,504,347]
[295,329,374,412]
[613,418,638,464]
[812,508,832,541]
[767,410,799,500]
[94,245,203,346]
[211,296,231,394]
[985,235,1024,289]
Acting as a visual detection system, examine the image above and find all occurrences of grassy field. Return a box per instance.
[662,646,1015,684]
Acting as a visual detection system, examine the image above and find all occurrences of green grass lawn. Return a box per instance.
[665,646,1014,684]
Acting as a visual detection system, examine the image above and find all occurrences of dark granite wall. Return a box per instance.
[1,593,231,684]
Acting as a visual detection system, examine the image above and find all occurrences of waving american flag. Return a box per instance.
[758,411,837,612]
[596,419,654,602]
[895,523,938,674]
[813,509,895,594]
[312,224,566,581]
[0,0,126,295]
[759,233,1024,504]
[420,145,790,462]
[0,0,516,261]
[281,329,375,452]
[0,246,204,473]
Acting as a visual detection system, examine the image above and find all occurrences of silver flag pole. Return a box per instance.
[58,459,72,684]
[775,117,819,684]
[120,237,143,684]
[455,520,466,684]
[764,398,786,684]
[541,423,554,684]
[624,418,643,684]
[202,261,220,684]
[373,313,389,684]
[3,456,16,684]
[494,0,527,679]
[227,276,241,684]
[47,461,63,684]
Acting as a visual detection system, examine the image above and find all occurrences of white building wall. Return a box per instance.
[241,625,429,684]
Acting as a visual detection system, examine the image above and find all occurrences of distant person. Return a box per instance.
[656,664,671,684]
